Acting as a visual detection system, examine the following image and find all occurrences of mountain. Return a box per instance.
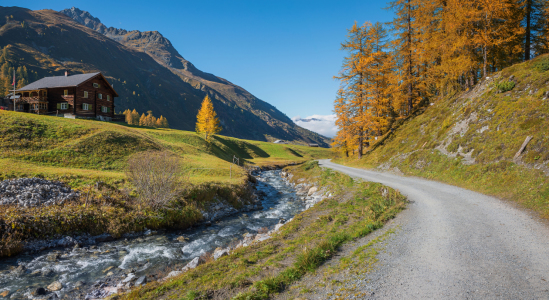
[0,6,330,146]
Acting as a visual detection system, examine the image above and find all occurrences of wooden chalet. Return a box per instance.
[12,71,118,120]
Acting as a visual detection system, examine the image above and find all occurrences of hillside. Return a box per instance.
[0,6,330,146]
[0,110,331,188]
[336,54,549,218]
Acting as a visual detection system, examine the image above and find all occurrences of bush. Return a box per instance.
[534,59,549,72]
[493,80,515,93]
[126,151,184,209]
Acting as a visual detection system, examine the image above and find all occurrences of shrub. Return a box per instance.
[493,80,515,93]
[126,151,184,209]
[534,59,549,72]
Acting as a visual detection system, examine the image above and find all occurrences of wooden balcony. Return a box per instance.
[61,95,74,105]
[20,96,47,104]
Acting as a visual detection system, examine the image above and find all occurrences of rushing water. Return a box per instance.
[0,170,306,299]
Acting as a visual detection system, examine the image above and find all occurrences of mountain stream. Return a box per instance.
[0,170,313,299]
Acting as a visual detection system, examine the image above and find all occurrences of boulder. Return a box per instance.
[254,233,271,242]
[47,281,62,291]
[11,265,26,276]
[102,266,115,273]
[122,273,135,283]
[182,256,203,271]
[213,248,229,260]
[307,186,318,196]
[135,276,147,286]
[164,271,183,280]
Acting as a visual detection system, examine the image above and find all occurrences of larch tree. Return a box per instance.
[389,0,420,115]
[332,89,354,157]
[196,95,222,141]
[335,22,372,158]
[139,113,146,127]
[131,109,140,125]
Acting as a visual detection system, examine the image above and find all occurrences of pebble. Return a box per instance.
[47,281,62,291]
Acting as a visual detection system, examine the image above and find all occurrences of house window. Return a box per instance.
[64,90,68,96]
[93,83,100,88]
[101,106,109,113]
[40,103,47,110]
[98,93,103,99]
[59,103,68,110]
[107,95,110,101]
[83,103,92,111]
[84,91,88,98]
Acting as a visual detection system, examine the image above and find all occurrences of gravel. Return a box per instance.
[317,159,549,299]
[0,177,79,207]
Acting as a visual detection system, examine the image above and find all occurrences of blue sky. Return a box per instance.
[6,1,394,137]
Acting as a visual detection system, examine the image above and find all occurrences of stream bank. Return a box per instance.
[0,169,329,300]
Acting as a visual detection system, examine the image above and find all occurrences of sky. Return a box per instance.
[6,1,394,137]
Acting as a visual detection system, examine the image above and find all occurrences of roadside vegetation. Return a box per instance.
[117,161,406,300]
[0,111,331,257]
[335,54,549,219]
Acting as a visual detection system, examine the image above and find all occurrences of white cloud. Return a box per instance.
[292,114,337,138]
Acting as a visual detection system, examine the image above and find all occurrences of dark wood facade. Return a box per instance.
[12,73,117,120]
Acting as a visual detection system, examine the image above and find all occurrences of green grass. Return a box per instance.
[0,111,331,258]
[335,53,549,219]
[117,161,406,300]
[0,110,331,187]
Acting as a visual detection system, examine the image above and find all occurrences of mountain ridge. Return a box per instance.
[0,6,329,146]
[59,7,328,145]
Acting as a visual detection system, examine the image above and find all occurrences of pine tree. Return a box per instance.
[196,95,222,141]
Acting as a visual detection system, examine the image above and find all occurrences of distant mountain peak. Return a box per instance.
[61,7,104,32]
[55,7,330,146]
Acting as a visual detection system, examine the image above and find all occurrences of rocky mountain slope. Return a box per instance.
[60,7,329,146]
[0,6,329,146]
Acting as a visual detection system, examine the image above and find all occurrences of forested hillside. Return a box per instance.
[332,0,549,217]
[0,6,330,146]
[333,0,548,155]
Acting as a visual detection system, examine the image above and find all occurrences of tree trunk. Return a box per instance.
[407,0,413,115]
[525,0,532,61]
[483,45,488,78]
[358,135,363,159]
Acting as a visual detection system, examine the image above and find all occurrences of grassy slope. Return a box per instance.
[0,110,330,188]
[118,162,406,300]
[0,111,330,257]
[336,54,549,218]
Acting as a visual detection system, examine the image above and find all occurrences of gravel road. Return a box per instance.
[318,159,549,299]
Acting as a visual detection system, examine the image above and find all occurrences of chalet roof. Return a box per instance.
[17,72,101,91]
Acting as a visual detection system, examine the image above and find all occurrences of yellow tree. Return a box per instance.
[139,113,146,126]
[123,109,132,124]
[335,22,371,158]
[131,109,140,125]
[196,95,222,141]
[332,89,355,157]
[145,110,157,127]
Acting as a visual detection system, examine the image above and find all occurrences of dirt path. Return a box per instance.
[276,160,549,299]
